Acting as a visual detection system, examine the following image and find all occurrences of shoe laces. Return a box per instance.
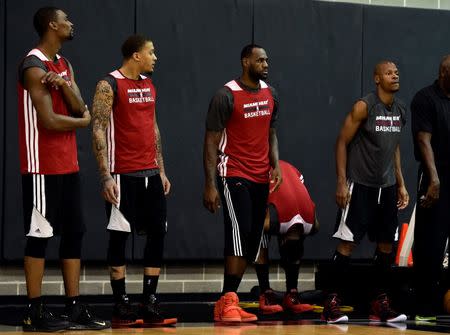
[223,293,239,306]
[376,294,396,317]
[75,303,94,321]
[287,290,300,305]
[116,300,134,315]
[327,295,343,315]
[263,290,278,305]
[37,304,57,320]
[144,295,162,316]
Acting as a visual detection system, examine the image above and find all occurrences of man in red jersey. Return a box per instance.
[92,35,176,328]
[255,160,317,316]
[18,7,109,332]
[203,44,282,322]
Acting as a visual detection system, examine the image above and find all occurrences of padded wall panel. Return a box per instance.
[255,1,364,259]
[3,0,134,260]
[0,0,5,259]
[135,0,253,259]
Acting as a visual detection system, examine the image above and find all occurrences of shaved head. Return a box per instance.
[439,55,450,75]
[374,61,395,76]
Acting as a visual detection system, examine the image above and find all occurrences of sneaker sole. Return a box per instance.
[214,317,242,322]
[68,321,111,330]
[285,306,315,314]
[23,325,69,332]
[112,319,143,329]
[141,318,178,327]
[260,308,284,315]
[415,316,437,322]
[387,314,407,323]
[322,315,349,324]
[370,314,407,323]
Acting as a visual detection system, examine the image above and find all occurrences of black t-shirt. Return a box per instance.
[18,55,71,85]
[411,80,450,166]
[206,79,279,131]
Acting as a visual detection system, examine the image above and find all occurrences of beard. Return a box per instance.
[67,29,74,40]
[248,68,267,82]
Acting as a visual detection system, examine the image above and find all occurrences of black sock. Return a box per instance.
[373,250,393,297]
[222,274,242,294]
[255,264,270,293]
[284,264,300,291]
[143,275,159,302]
[331,250,350,297]
[28,296,42,307]
[65,296,79,307]
[111,278,126,303]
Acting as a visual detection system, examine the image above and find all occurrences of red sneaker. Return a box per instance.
[369,293,407,323]
[283,289,314,314]
[237,306,257,322]
[259,289,283,315]
[214,292,241,322]
[321,293,348,323]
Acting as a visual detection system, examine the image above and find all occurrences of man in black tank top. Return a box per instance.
[322,61,409,323]
[411,55,450,320]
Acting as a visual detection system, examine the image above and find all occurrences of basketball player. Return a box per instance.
[18,7,109,332]
[203,44,282,322]
[411,55,450,321]
[255,160,317,315]
[91,34,176,328]
[323,61,409,323]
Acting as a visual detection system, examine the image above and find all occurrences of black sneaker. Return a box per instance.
[321,293,348,323]
[139,294,177,326]
[62,302,111,330]
[112,296,140,328]
[369,293,407,323]
[23,302,70,332]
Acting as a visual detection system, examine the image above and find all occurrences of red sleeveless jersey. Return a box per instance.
[18,49,78,174]
[268,160,315,234]
[107,70,158,173]
[218,80,274,183]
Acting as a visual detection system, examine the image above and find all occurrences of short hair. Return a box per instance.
[374,60,394,76]
[240,44,264,60]
[439,55,450,74]
[121,34,151,59]
[33,7,59,38]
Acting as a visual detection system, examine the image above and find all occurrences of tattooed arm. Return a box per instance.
[92,80,119,205]
[155,114,171,195]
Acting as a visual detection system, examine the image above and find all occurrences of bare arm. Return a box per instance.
[269,127,282,193]
[155,116,171,195]
[416,131,440,208]
[203,130,222,213]
[25,67,90,131]
[335,100,368,208]
[394,145,409,209]
[91,80,118,205]
[63,62,85,116]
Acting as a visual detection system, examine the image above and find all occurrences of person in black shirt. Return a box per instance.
[411,55,450,320]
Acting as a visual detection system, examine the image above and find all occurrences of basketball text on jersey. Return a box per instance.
[127,88,154,104]
[243,100,270,118]
[375,115,401,132]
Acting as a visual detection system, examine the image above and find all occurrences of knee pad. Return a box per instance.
[143,235,164,268]
[25,237,49,258]
[107,231,129,266]
[59,233,84,259]
[279,239,304,266]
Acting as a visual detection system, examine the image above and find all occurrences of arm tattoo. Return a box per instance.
[92,80,114,177]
